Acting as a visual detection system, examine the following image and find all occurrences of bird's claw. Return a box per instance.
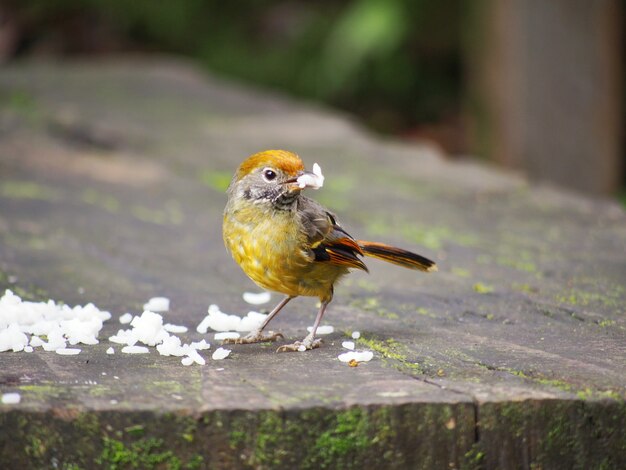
[222,330,284,345]
[276,338,322,353]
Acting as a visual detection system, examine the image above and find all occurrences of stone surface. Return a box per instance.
[0,59,625,469]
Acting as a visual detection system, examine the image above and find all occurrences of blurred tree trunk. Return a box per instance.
[465,0,623,196]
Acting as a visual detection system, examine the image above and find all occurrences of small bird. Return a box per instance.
[222,150,436,352]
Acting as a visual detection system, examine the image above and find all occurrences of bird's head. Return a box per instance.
[228,150,320,209]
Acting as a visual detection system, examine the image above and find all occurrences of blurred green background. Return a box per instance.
[1,0,623,199]
[3,0,463,145]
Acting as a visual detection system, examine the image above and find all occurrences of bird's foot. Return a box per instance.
[276,335,322,353]
[222,330,283,345]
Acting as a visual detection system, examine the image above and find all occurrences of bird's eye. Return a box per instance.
[263,168,277,181]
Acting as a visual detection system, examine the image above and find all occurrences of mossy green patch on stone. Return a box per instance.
[350,296,399,320]
[200,170,232,192]
[364,219,477,251]
[576,388,624,401]
[0,402,545,469]
[0,271,49,301]
[81,189,120,213]
[358,337,401,361]
[130,202,183,225]
[150,380,185,395]
[123,424,146,437]
[311,408,374,466]
[1,89,39,120]
[315,174,356,212]
[555,287,624,309]
[80,188,184,225]
[60,463,82,470]
[554,278,624,309]
[354,278,380,293]
[415,307,437,318]
[475,254,492,265]
[9,411,102,467]
[0,181,61,201]
[478,400,626,469]
[451,267,471,278]
[4,232,50,251]
[226,411,292,468]
[228,429,246,449]
[529,376,573,393]
[492,242,540,273]
[512,282,538,294]
[496,254,537,273]
[74,413,100,436]
[25,434,49,461]
[96,436,182,469]
[18,383,65,400]
[377,310,399,320]
[7,412,206,470]
[356,335,422,373]
[473,282,494,294]
[461,444,485,470]
[497,368,575,393]
[224,406,447,469]
[87,385,112,398]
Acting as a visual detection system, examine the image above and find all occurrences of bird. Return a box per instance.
[222,149,437,352]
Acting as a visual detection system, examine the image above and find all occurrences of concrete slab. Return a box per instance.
[0,59,624,469]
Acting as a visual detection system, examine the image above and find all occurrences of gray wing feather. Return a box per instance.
[296,196,335,245]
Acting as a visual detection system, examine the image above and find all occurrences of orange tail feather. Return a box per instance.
[358,241,437,272]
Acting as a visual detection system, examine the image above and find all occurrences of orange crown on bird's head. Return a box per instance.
[235,150,304,181]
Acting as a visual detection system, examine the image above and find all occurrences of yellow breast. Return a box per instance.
[223,203,343,300]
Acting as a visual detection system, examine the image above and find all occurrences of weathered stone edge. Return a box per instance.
[1,398,624,469]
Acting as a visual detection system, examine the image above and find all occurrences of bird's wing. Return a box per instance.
[296,197,368,272]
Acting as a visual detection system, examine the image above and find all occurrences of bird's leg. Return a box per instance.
[223,296,293,345]
[276,299,329,352]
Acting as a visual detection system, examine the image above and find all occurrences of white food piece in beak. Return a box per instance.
[296,162,325,189]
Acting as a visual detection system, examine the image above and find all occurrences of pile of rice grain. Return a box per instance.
[0,289,110,354]
[0,290,229,366]
[109,309,214,366]
[1,289,375,367]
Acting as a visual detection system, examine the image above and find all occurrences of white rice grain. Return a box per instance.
[130,311,168,346]
[214,332,240,341]
[181,356,194,366]
[242,291,271,305]
[186,349,206,366]
[307,325,334,335]
[119,313,133,324]
[55,348,81,356]
[0,290,112,355]
[212,347,231,360]
[143,297,170,312]
[121,345,150,354]
[190,339,211,350]
[0,323,28,352]
[1,392,21,404]
[163,323,188,334]
[338,350,374,364]
[196,304,267,333]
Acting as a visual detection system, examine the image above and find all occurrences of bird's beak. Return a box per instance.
[283,164,324,191]
[282,170,314,192]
